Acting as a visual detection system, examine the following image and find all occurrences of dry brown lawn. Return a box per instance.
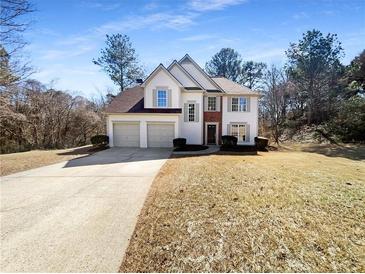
[121,144,365,272]
[0,146,100,176]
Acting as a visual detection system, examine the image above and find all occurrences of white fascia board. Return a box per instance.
[178,54,223,92]
[142,64,184,88]
[168,60,205,89]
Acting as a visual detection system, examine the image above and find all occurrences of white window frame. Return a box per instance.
[188,103,195,122]
[157,89,167,108]
[231,97,247,112]
[230,123,246,143]
[207,97,217,111]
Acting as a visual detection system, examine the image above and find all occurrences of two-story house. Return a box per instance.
[105,54,260,148]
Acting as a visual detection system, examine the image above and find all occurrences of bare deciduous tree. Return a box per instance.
[262,66,290,144]
[0,0,34,87]
[0,80,105,153]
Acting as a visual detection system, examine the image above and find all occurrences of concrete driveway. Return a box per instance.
[0,148,171,272]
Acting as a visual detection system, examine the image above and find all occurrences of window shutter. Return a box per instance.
[216,96,221,111]
[227,97,231,112]
[245,124,250,142]
[203,96,207,111]
[184,103,188,122]
[153,89,157,107]
[246,97,251,112]
[227,124,231,135]
[195,103,199,122]
[167,89,172,107]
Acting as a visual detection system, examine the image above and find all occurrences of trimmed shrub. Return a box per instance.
[221,135,238,146]
[173,138,186,148]
[90,135,109,147]
[255,136,269,151]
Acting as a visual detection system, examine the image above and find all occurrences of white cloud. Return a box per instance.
[78,1,121,11]
[180,34,215,41]
[243,47,285,63]
[40,45,96,61]
[292,11,309,20]
[59,35,94,46]
[95,12,197,34]
[144,2,159,10]
[33,64,114,96]
[321,10,335,16]
[188,0,247,11]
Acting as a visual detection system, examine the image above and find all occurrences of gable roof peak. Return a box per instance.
[179,53,194,63]
[178,54,223,92]
[167,59,204,89]
[166,60,178,70]
[142,63,183,87]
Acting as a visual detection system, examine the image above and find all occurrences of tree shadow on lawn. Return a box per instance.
[299,144,365,161]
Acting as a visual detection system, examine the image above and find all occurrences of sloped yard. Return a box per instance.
[121,145,365,272]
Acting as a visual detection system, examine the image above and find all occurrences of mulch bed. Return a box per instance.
[174,145,209,152]
[219,145,259,154]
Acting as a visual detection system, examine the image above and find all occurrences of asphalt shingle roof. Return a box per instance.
[105,85,182,114]
[105,86,144,113]
[212,77,260,96]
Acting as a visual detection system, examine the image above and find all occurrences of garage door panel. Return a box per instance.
[147,123,174,148]
[113,123,140,147]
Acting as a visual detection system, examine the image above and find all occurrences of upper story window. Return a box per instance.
[157,90,167,107]
[231,97,247,112]
[188,103,195,121]
[207,97,216,111]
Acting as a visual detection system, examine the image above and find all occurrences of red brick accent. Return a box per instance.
[203,97,222,145]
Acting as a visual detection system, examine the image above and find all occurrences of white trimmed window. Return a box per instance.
[208,97,216,111]
[157,90,167,107]
[231,97,247,112]
[188,103,195,122]
[230,124,246,143]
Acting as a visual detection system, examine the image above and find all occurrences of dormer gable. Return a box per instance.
[178,54,223,92]
[167,60,203,90]
[142,64,183,88]
[142,64,183,108]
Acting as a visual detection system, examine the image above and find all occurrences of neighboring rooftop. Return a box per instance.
[212,77,260,96]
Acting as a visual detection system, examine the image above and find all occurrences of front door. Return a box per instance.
[207,124,217,144]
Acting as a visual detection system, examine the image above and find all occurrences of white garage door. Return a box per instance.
[147,123,175,148]
[113,122,140,147]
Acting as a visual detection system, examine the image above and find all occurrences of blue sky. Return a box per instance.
[25,0,365,97]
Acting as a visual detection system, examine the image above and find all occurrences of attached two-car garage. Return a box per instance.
[147,123,174,148]
[112,122,175,148]
[113,123,140,147]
